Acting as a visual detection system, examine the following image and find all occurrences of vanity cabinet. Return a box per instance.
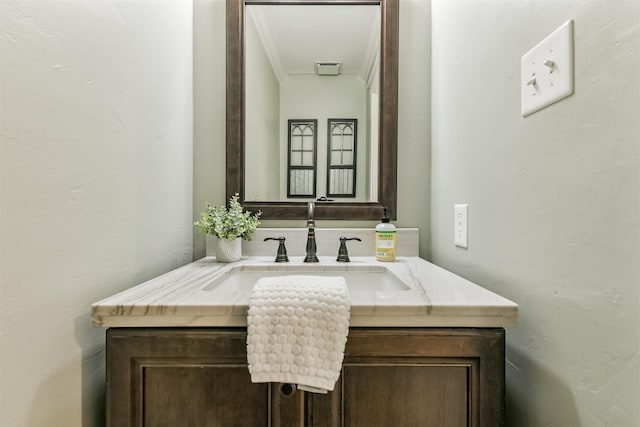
[106,327,504,426]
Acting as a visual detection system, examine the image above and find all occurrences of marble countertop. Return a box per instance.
[91,255,518,328]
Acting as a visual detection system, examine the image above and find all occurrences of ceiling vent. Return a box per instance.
[315,62,342,76]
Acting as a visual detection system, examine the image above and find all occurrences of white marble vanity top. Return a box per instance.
[91,255,518,328]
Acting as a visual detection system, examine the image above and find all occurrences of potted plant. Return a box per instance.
[194,194,261,262]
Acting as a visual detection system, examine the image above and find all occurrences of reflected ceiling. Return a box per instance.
[247,5,380,82]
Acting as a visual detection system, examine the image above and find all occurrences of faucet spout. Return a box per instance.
[304,201,319,263]
[307,200,315,227]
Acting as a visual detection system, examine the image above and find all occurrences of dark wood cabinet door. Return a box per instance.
[142,365,266,427]
[342,364,469,427]
[306,328,505,427]
[106,327,504,427]
[106,328,302,427]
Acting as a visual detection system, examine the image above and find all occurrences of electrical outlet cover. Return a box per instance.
[454,204,468,249]
[521,20,574,117]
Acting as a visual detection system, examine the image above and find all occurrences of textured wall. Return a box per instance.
[0,1,193,425]
[431,0,639,425]
[193,0,227,259]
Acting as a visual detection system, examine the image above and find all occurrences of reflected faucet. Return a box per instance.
[304,201,319,262]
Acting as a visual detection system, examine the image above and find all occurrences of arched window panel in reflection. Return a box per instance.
[327,119,357,197]
[287,119,317,198]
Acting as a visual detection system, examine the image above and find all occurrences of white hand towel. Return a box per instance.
[247,275,350,393]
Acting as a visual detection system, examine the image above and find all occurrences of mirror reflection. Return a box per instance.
[244,4,381,202]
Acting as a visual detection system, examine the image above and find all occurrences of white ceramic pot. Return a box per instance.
[214,237,242,263]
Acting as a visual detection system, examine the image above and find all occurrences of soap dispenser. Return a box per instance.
[375,207,396,262]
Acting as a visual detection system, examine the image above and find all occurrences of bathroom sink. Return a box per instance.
[203,264,411,294]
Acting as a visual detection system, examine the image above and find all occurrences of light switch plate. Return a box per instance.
[454,204,468,249]
[521,20,574,117]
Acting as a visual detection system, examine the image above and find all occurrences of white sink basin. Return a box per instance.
[203,264,411,294]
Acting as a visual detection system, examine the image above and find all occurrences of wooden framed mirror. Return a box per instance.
[227,0,398,220]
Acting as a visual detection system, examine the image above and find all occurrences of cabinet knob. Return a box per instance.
[279,383,296,397]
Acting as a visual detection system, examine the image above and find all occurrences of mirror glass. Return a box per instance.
[244,4,380,202]
[226,0,398,220]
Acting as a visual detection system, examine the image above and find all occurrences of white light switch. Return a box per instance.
[454,204,468,249]
[521,20,574,117]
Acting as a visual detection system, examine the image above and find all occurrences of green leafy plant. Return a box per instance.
[194,194,261,241]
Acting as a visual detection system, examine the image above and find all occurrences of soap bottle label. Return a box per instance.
[375,232,396,260]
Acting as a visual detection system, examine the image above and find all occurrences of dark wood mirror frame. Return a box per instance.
[226,0,398,220]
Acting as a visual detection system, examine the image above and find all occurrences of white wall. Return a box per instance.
[396,0,431,259]
[0,1,193,425]
[193,0,432,258]
[245,12,281,201]
[431,0,639,425]
[193,0,227,259]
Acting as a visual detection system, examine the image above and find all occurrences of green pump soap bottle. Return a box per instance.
[375,208,396,262]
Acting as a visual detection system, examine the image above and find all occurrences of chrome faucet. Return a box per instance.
[304,201,319,262]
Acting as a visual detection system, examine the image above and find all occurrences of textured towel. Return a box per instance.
[247,275,350,393]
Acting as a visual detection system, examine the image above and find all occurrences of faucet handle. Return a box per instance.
[336,237,362,262]
[264,237,289,263]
